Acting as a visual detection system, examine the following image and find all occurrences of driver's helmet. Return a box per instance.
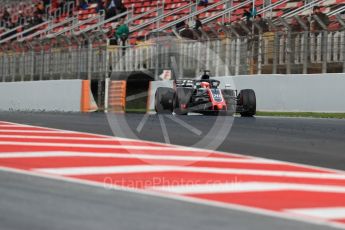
[201,74,210,80]
[200,82,210,89]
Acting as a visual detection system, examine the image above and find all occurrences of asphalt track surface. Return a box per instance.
[0,112,345,230]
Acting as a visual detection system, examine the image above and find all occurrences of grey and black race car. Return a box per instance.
[154,78,256,116]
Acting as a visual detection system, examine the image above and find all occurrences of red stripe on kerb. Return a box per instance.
[188,191,345,211]
[0,131,106,138]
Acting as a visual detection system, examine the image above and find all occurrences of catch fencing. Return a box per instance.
[1,30,345,82]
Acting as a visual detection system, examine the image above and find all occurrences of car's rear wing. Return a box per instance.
[175,79,221,88]
[175,79,195,88]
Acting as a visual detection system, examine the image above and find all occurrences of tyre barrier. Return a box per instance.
[107,80,127,113]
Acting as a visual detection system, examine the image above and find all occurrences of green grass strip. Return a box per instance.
[124,109,345,119]
[125,108,147,113]
[256,111,345,119]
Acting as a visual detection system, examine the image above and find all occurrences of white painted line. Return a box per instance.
[158,115,170,144]
[35,165,345,180]
[150,182,345,194]
[285,207,345,220]
[136,113,150,133]
[0,141,180,150]
[0,151,278,164]
[1,166,345,230]
[166,115,203,136]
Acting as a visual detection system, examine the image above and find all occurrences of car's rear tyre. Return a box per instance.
[155,87,174,114]
[238,89,256,117]
[222,89,236,116]
[173,88,193,115]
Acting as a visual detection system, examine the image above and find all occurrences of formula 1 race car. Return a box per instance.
[154,78,256,116]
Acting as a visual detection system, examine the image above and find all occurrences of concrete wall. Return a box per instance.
[149,74,345,112]
[0,80,83,112]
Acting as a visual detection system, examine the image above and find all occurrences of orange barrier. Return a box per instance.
[81,80,91,112]
[108,80,127,113]
[81,80,98,112]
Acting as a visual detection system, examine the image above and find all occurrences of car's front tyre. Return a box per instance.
[155,87,174,114]
[238,89,256,117]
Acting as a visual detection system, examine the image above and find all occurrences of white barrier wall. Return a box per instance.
[149,74,345,113]
[0,80,83,112]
